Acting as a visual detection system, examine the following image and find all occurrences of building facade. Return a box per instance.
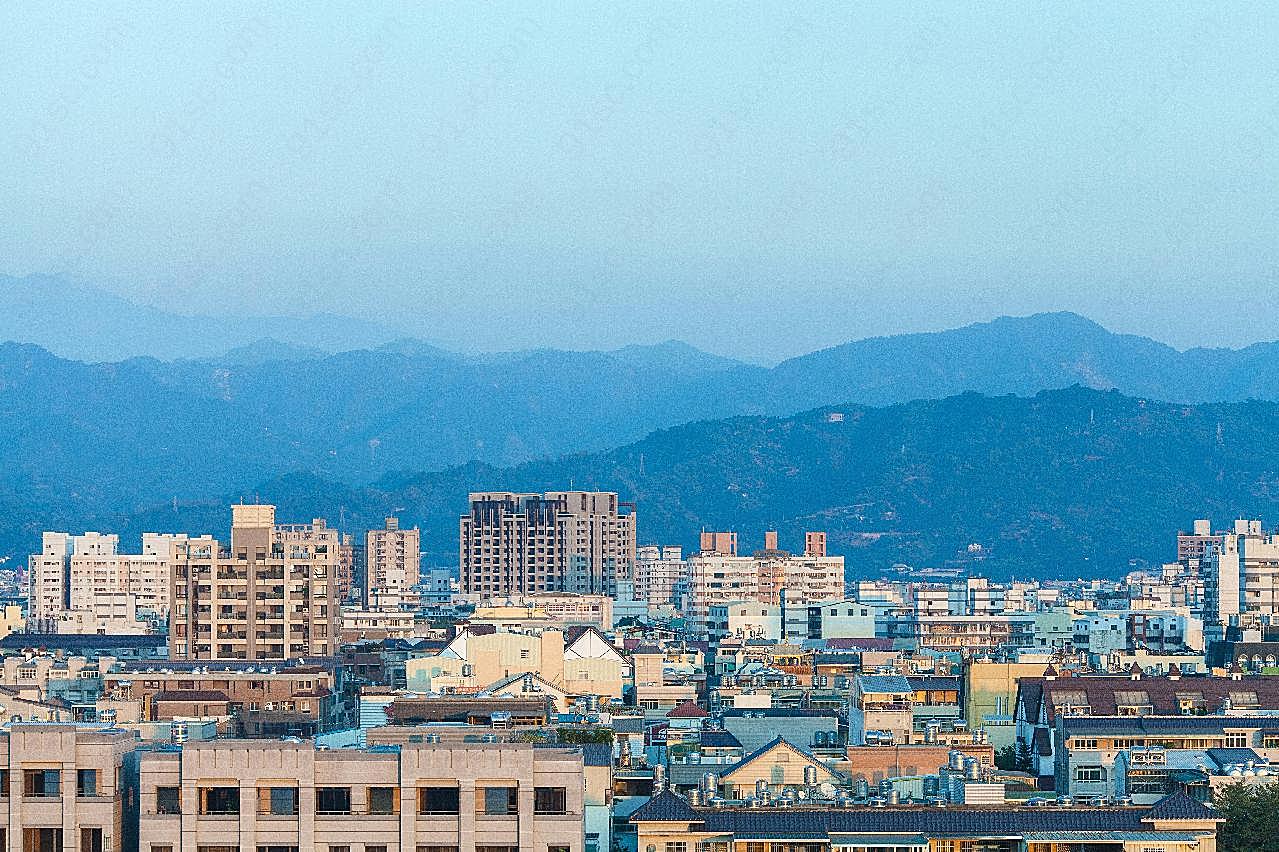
[169,505,340,661]
[137,739,586,852]
[459,492,635,598]
[365,517,421,607]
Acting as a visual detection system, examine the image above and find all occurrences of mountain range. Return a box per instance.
[9,291,1279,575]
[44,387,1279,580]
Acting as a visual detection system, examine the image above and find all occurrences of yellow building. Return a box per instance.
[0,604,24,639]
[963,660,1050,750]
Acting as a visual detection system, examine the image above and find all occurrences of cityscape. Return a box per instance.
[5,4,1279,852]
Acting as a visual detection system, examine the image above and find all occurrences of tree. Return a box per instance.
[1014,740,1034,773]
[1214,783,1279,852]
[994,745,1017,771]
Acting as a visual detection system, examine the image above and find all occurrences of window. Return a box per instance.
[1225,732,1249,748]
[258,786,298,816]
[666,844,688,852]
[367,847,389,852]
[534,787,567,814]
[316,787,351,815]
[480,786,518,815]
[24,769,60,797]
[199,786,240,815]
[368,787,398,815]
[1071,738,1098,750]
[476,847,518,852]
[77,769,98,797]
[330,848,351,852]
[549,847,571,852]
[156,786,181,814]
[0,769,8,797]
[418,847,460,852]
[81,829,103,852]
[420,786,461,815]
[23,829,64,852]
[1074,765,1106,782]
[258,847,299,852]
[152,847,174,852]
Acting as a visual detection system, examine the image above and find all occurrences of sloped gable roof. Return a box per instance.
[722,736,840,782]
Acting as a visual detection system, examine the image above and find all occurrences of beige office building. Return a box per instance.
[137,738,586,852]
[460,492,634,598]
[169,505,339,661]
[0,723,137,852]
[366,517,421,605]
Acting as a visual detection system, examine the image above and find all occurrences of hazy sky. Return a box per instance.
[2,3,1278,361]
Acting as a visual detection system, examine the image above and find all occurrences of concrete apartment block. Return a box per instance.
[137,739,585,852]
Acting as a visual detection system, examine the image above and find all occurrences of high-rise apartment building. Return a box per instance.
[1204,522,1279,632]
[28,531,191,626]
[366,516,421,604]
[634,545,687,608]
[169,504,340,661]
[459,491,635,597]
[686,531,843,630]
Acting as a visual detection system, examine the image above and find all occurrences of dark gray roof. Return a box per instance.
[700,730,743,749]
[580,742,614,766]
[1205,747,1265,768]
[633,793,1219,836]
[0,634,166,650]
[1145,791,1217,821]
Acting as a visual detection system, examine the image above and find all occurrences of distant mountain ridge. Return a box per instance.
[9,299,1279,568]
[71,387,1279,579]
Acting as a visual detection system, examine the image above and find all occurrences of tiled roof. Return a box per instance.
[632,794,1218,835]
[1204,747,1265,768]
[631,790,700,822]
[907,676,961,692]
[825,638,894,650]
[701,730,743,749]
[857,674,912,694]
[722,708,838,718]
[579,742,614,766]
[1023,674,1279,720]
[668,700,709,718]
[725,736,834,779]
[1145,791,1218,821]
[0,634,166,650]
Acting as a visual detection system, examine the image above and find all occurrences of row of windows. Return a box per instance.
[163,785,568,817]
[154,846,566,852]
[0,769,101,798]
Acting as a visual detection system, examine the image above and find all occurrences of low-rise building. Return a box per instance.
[138,738,587,852]
[0,723,137,852]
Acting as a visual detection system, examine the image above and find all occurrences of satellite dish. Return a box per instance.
[818,782,837,798]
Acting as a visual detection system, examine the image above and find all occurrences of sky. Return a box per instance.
[2,3,1278,362]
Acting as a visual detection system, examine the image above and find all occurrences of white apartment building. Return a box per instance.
[1204,523,1279,628]
[634,545,686,609]
[29,531,194,625]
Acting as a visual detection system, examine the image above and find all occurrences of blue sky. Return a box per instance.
[2,3,1277,361]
